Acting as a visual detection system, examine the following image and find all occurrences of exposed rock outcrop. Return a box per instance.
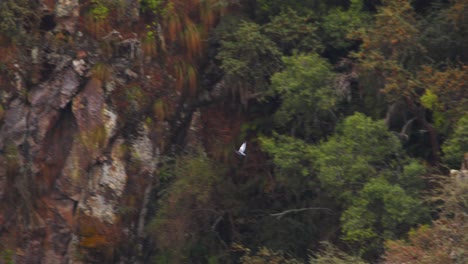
[0,1,167,263]
[0,0,222,261]
[56,0,80,33]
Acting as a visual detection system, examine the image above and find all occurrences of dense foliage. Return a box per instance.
[145,0,468,263]
[1,0,466,263]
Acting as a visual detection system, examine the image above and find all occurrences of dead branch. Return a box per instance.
[398,117,417,141]
[270,207,333,219]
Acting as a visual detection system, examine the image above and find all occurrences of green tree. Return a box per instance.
[321,0,370,51]
[352,0,426,112]
[254,0,327,21]
[383,172,468,264]
[216,17,282,104]
[310,242,367,264]
[141,0,163,14]
[149,150,226,263]
[315,113,428,259]
[316,113,403,201]
[420,0,468,63]
[417,65,468,133]
[260,113,428,261]
[259,133,316,191]
[270,53,337,140]
[352,0,468,162]
[263,9,322,54]
[442,114,468,169]
[234,244,303,264]
[341,177,424,257]
[0,0,38,42]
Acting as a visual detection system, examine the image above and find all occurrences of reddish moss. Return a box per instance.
[200,104,245,160]
[42,0,55,10]
[78,215,122,249]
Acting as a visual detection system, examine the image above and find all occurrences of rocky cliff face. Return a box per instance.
[0,0,220,262]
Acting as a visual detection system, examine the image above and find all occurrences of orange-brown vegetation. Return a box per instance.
[200,105,245,161]
[80,0,111,38]
[142,32,158,58]
[418,65,468,108]
[149,152,223,263]
[90,63,112,83]
[153,99,166,121]
[78,214,122,261]
[42,0,55,10]
[447,0,468,28]
[181,18,203,59]
[0,41,19,90]
[82,12,111,39]
[384,175,468,264]
[160,0,225,95]
[168,56,199,96]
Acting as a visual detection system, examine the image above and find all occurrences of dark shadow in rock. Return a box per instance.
[36,102,77,194]
[40,14,57,32]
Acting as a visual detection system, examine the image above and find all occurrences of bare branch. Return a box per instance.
[211,215,223,230]
[398,117,417,141]
[270,207,333,219]
[385,102,398,127]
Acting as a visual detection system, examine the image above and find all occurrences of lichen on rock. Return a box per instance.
[130,124,157,175]
[95,138,127,197]
[55,0,80,33]
[79,194,117,223]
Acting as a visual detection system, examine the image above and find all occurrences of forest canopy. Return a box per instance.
[147,0,468,263]
[0,0,466,263]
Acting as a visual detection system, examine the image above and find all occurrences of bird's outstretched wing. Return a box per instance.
[236,142,247,156]
[239,142,246,153]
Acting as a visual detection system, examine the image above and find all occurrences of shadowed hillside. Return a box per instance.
[0,0,467,263]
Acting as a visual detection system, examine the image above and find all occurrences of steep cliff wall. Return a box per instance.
[0,0,224,262]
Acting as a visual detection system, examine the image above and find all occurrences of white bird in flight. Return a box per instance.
[236,142,247,156]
